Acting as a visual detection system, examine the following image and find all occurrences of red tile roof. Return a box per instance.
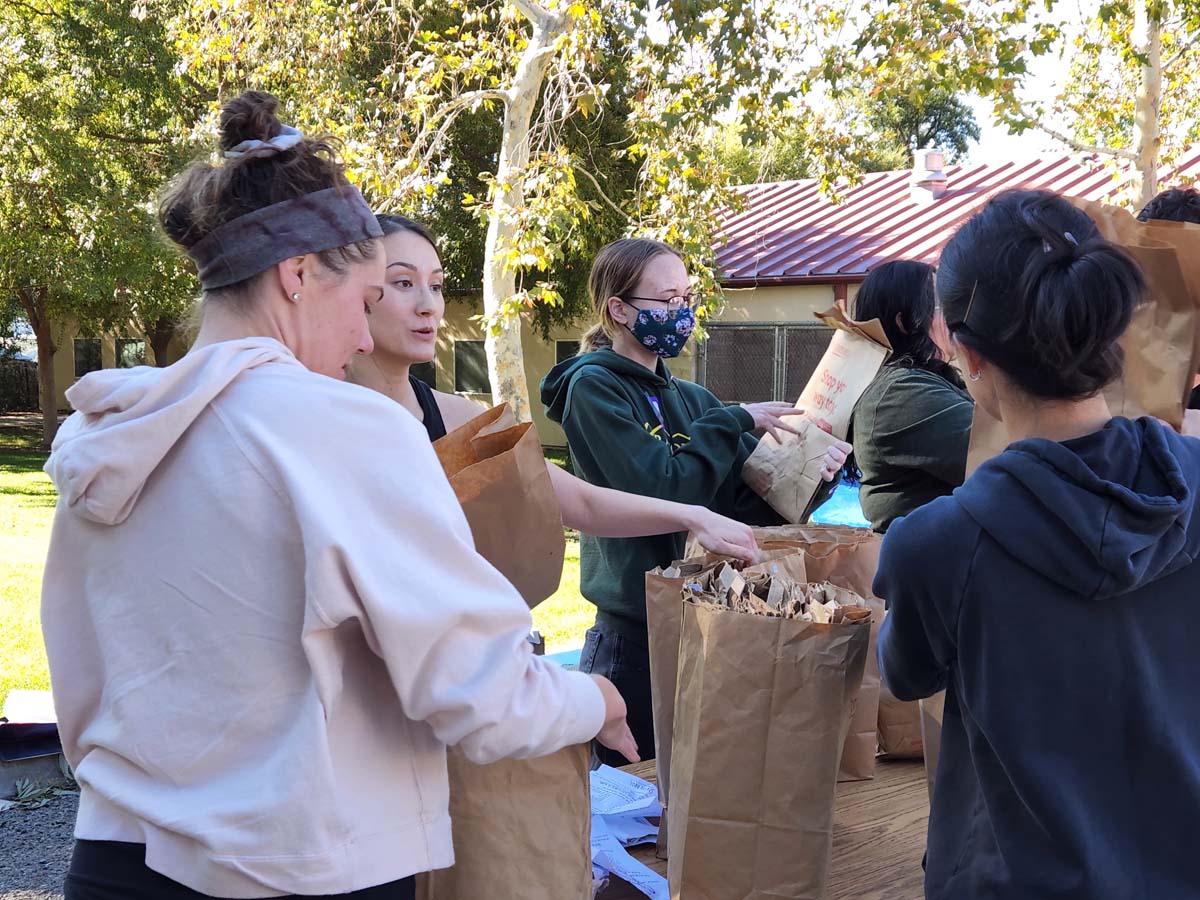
[716,151,1200,287]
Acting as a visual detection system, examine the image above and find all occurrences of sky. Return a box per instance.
[963,95,1059,165]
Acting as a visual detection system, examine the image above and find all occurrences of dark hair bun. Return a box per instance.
[938,189,1146,400]
[218,90,283,152]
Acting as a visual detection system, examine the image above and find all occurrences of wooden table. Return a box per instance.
[599,759,929,900]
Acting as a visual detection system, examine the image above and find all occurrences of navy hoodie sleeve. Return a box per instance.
[562,369,756,506]
[874,497,980,701]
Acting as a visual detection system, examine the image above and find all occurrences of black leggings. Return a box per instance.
[65,840,417,900]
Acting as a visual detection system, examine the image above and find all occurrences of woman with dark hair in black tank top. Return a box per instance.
[343,215,762,570]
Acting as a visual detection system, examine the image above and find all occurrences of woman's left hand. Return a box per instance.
[686,507,760,564]
[819,437,852,482]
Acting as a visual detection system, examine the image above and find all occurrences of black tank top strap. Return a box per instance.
[410,374,448,442]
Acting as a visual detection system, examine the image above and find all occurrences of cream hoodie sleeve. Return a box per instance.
[241,378,607,765]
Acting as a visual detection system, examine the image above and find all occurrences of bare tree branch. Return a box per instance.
[575,166,630,221]
[385,89,511,192]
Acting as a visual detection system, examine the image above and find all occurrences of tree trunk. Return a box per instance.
[20,286,59,451]
[481,3,570,422]
[146,316,176,367]
[1132,0,1163,207]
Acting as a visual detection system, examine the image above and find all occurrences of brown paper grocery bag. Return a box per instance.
[416,743,592,900]
[742,308,889,522]
[919,692,946,801]
[1070,199,1200,428]
[434,404,565,608]
[878,687,924,759]
[667,592,869,899]
[742,418,845,524]
[798,306,892,440]
[645,550,808,811]
[752,526,885,782]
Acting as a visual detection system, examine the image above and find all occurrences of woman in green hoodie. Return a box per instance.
[850,260,975,534]
[541,238,850,764]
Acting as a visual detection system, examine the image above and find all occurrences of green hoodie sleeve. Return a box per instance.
[562,369,756,506]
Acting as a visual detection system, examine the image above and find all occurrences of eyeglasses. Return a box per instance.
[620,293,700,311]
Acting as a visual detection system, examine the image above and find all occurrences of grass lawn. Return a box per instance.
[531,539,594,653]
[0,416,55,712]
[0,415,591,711]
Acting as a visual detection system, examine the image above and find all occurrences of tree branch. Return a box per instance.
[511,0,558,31]
[90,130,173,147]
[1034,120,1135,161]
[4,0,62,19]
[1163,32,1200,74]
[386,89,510,191]
[575,166,630,221]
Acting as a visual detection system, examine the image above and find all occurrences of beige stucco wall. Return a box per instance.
[713,282,859,323]
[51,319,189,410]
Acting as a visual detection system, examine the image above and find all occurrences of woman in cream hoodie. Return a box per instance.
[41,91,634,900]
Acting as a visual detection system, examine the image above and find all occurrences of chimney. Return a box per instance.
[910,147,948,205]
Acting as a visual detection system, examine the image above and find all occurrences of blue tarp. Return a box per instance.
[809,481,871,529]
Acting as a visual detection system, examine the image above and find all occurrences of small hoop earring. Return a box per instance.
[291,292,301,301]
[968,371,981,382]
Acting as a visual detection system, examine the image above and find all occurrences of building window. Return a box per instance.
[555,340,578,365]
[116,339,146,369]
[454,340,490,394]
[73,339,102,377]
[698,322,834,403]
[411,360,437,389]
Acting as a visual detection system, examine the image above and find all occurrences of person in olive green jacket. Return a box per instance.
[541,237,850,765]
[850,260,975,534]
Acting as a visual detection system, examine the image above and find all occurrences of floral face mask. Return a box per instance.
[622,303,696,359]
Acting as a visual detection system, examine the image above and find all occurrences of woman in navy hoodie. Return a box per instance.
[876,189,1200,900]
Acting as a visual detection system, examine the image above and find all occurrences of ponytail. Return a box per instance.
[578,324,613,354]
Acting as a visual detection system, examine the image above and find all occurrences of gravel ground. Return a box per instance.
[0,790,75,900]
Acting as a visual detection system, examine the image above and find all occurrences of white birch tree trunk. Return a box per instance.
[482,1,569,422]
[1132,0,1163,207]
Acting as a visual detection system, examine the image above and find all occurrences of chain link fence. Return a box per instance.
[699,322,834,403]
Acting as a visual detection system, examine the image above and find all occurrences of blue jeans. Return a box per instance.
[578,619,655,768]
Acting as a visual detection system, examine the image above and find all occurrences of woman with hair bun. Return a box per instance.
[41,91,635,900]
[875,189,1200,898]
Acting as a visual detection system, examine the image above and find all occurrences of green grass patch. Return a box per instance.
[532,539,593,653]
[0,438,54,712]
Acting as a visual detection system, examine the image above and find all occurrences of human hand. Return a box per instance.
[741,401,805,443]
[686,507,759,564]
[819,437,852,482]
[590,675,639,763]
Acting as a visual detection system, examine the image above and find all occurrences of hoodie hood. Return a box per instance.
[954,417,1196,599]
[541,348,672,425]
[46,338,300,526]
